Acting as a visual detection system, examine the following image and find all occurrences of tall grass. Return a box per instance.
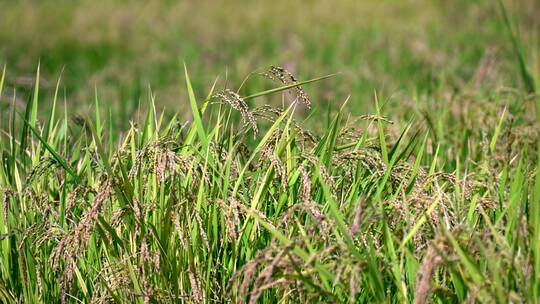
[0,65,539,303]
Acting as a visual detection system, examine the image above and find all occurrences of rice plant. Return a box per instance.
[0,61,539,303]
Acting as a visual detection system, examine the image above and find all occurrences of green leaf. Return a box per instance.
[184,63,209,150]
[243,73,337,100]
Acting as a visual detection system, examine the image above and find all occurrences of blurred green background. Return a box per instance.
[0,0,538,124]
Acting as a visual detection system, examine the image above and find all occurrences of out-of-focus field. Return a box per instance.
[0,0,538,119]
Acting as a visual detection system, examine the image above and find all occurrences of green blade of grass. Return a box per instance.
[0,65,5,98]
[489,107,506,153]
[19,63,40,160]
[497,0,535,94]
[184,63,209,150]
[243,73,337,100]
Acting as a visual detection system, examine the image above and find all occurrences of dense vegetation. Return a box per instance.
[0,0,539,303]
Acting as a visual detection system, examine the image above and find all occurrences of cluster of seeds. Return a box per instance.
[260,66,311,107]
[213,89,258,134]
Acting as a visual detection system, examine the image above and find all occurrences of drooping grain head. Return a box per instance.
[214,89,258,134]
[261,66,311,108]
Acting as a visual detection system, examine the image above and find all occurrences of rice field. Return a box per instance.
[0,0,540,303]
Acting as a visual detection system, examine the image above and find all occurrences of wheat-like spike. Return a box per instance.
[261,66,311,108]
[214,89,258,134]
